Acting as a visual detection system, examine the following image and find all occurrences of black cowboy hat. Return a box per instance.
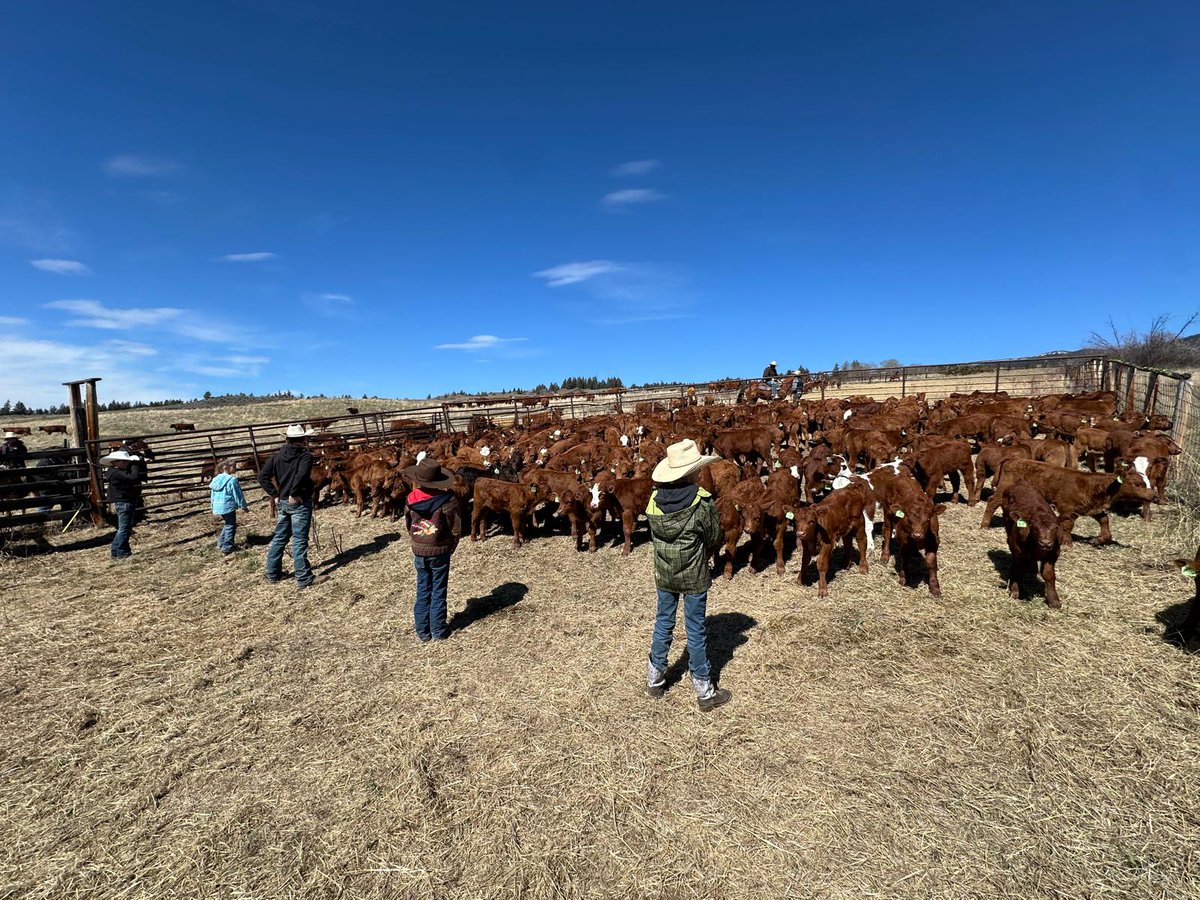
[401,456,456,489]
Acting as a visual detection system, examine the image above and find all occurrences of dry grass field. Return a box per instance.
[3,478,1199,898]
[2,397,423,452]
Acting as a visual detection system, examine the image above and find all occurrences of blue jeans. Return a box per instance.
[218,511,238,553]
[650,589,711,679]
[413,554,451,640]
[266,499,314,586]
[111,501,133,558]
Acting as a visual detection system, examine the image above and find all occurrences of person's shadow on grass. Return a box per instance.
[663,611,757,687]
[448,582,528,634]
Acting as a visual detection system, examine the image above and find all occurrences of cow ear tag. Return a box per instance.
[825,456,833,464]
[774,461,781,469]
[895,510,905,518]
[1116,476,1123,483]
[785,511,795,520]
[530,485,538,493]
[1183,566,1197,578]
[1016,518,1027,528]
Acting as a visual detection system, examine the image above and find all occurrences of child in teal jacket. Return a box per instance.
[209,459,249,557]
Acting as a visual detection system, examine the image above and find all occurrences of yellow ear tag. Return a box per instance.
[1017,518,1027,528]
[530,485,538,493]
[1184,566,1197,577]
[895,510,905,518]
[785,511,795,520]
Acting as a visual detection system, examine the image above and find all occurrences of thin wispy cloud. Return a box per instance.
[29,258,91,275]
[435,335,528,352]
[43,299,264,347]
[591,313,692,326]
[177,354,270,378]
[0,316,29,326]
[0,192,76,254]
[106,340,158,357]
[145,190,183,205]
[46,299,183,330]
[602,188,665,209]
[533,260,624,287]
[103,154,182,178]
[220,251,276,262]
[536,259,694,326]
[303,292,355,317]
[612,159,660,177]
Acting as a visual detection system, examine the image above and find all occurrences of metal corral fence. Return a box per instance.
[3,352,1195,533]
[0,447,92,530]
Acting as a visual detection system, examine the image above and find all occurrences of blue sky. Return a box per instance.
[1,1,1198,406]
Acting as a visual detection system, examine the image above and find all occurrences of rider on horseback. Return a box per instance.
[762,360,779,399]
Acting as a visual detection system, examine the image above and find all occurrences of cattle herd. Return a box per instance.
[221,386,1195,637]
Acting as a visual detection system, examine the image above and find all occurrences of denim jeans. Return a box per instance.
[266,499,314,585]
[650,588,711,679]
[218,511,238,553]
[111,501,133,558]
[413,554,451,640]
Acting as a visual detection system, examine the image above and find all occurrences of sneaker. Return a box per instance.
[646,658,667,699]
[697,688,732,712]
[646,683,667,700]
[298,574,330,590]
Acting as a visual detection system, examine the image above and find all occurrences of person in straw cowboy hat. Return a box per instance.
[258,424,328,589]
[400,456,462,642]
[1,431,29,469]
[645,438,732,711]
[100,447,143,559]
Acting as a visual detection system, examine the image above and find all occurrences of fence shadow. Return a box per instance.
[319,532,403,573]
[449,581,528,634]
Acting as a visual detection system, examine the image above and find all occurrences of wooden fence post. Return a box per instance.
[901,368,907,398]
[994,365,1001,394]
[1145,373,1159,415]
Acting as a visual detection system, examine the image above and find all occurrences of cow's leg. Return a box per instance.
[816,542,832,598]
[948,469,962,502]
[880,516,893,563]
[354,484,366,517]
[1142,499,1152,521]
[510,509,523,547]
[723,531,738,579]
[1093,513,1113,546]
[925,541,941,598]
[896,542,908,588]
[586,517,598,553]
[1059,516,1077,546]
[980,494,1001,529]
[1042,559,1060,609]
[622,510,634,556]
[854,524,869,573]
[972,460,987,504]
[796,543,811,585]
[774,521,787,575]
[1008,551,1023,599]
[962,465,976,506]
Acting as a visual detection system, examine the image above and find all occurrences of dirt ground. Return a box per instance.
[2,484,1199,899]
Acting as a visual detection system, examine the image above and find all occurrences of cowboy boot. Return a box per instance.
[692,674,732,712]
[646,658,667,699]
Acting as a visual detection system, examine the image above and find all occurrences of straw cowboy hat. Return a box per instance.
[281,424,315,438]
[99,449,141,465]
[401,456,456,490]
[651,439,720,484]
[3,431,20,440]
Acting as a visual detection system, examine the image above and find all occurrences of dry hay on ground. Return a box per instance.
[1,498,1199,899]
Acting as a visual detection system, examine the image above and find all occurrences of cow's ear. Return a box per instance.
[932,504,947,515]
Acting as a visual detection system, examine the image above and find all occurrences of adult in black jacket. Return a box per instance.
[762,360,779,398]
[259,425,328,589]
[101,448,142,559]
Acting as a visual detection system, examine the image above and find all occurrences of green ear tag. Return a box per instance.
[774,461,781,469]
[825,456,833,464]
[895,510,905,519]
[1016,518,1027,528]
[785,511,795,520]
[530,485,538,493]
[1116,476,1123,483]
[1184,566,1197,578]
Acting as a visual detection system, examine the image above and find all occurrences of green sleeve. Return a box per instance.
[699,498,723,551]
